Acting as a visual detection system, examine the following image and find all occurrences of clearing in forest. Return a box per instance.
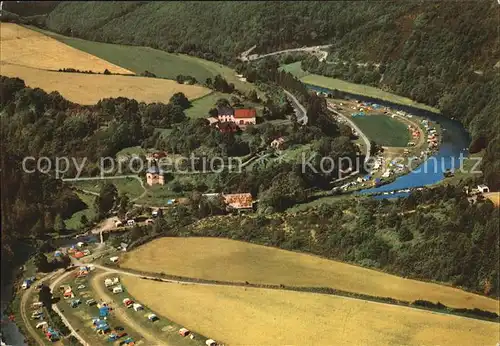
[0,23,132,74]
[120,237,499,313]
[121,276,499,346]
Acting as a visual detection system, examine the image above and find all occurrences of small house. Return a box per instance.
[477,184,490,193]
[223,193,254,213]
[234,108,257,127]
[270,137,286,150]
[179,328,190,337]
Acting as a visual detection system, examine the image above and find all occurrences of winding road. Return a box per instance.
[239,44,332,62]
[327,102,371,162]
[283,89,308,125]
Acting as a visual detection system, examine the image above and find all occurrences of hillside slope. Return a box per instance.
[44,1,500,188]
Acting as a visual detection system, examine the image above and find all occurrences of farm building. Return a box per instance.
[477,184,490,193]
[179,328,190,337]
[223,193,254,212]
[217,106,234,122]
[146,165,165,186]
[216,106,257,127]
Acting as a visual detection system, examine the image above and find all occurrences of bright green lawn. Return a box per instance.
[185,92,224,119]
[279,61,311,78]
[351,114,410,147]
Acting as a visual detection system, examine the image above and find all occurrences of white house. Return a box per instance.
[477,184,490,193]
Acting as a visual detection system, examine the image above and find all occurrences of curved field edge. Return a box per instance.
[0,23,133,74]
[120,276,499,346]
[119,237,499,314]
[0,64,211,105]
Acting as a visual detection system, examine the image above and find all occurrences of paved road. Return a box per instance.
[283,89,308,125]
[19,270,63,346]
[240,44,332,62]
[327,102,371,163]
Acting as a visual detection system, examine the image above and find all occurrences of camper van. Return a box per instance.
[126,219,136,226]
[112,285,123,294]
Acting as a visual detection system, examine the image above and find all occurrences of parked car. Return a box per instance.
[77,285,86,290]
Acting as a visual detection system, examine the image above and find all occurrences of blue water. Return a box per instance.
[305,84,471,197]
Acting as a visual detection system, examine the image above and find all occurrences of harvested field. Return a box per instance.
[484,192,500,207]
[0,23,132,74]
[0,64,210,105]
[121,237,499,313]
[121,276,499,346]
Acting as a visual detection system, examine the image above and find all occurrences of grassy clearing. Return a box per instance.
[1,63,211,105]
[115,146,146,159]
[278,61,311,78]
[1,23,132,74]
[184,92,223,119]
[299,74,439,113]
[121,237,499,313]
[71,178,144,199]
[351,114,410,147]
[121,276,499,346]
[64,193,96,230]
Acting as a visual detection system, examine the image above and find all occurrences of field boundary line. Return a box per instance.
[95,264,499,323]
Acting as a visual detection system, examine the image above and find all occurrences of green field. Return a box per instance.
[280,62,439,113]
[279,61,311,78]
[64,192,97,230]
[71,178,144,199]
[26,25,260,94]
[351,114,410,147]
[185,92,224,119]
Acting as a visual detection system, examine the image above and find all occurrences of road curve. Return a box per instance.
[327,102,371,163]
[49,269,91,346]
[240,44,332,62]
[283,89,308,125]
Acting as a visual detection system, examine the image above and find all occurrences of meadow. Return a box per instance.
[70,178,144,200]
[64,192,96,230]
[351,114,410,147]
[120,237,499,313]
[0,23,131,74]
[27,25,260,95]
[121,276,499,346]
[1,64,210,105]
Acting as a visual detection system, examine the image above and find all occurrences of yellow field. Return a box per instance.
[484,192,500,207]
[121,237,499,313]
[1,23,132,74]
[121,276,499,346]
[0,64,210,104]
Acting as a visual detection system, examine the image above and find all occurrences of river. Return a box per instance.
[305,84,471,198]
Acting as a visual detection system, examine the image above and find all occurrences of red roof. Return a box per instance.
[234,108,256,119]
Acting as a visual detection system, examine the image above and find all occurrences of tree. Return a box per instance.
[53,214,65,234]
[169,92,190,109]
[34,252,50,272]
[208,108,218,117]
[95,183,118,219]
[38,284,52,309]
[103,69,111,75]
[247,89,259,102]
[80,214,89,227]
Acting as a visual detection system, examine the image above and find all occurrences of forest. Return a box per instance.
[33,1,499,189]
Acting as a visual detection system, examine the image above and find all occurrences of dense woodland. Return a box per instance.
[36,1,499,189]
